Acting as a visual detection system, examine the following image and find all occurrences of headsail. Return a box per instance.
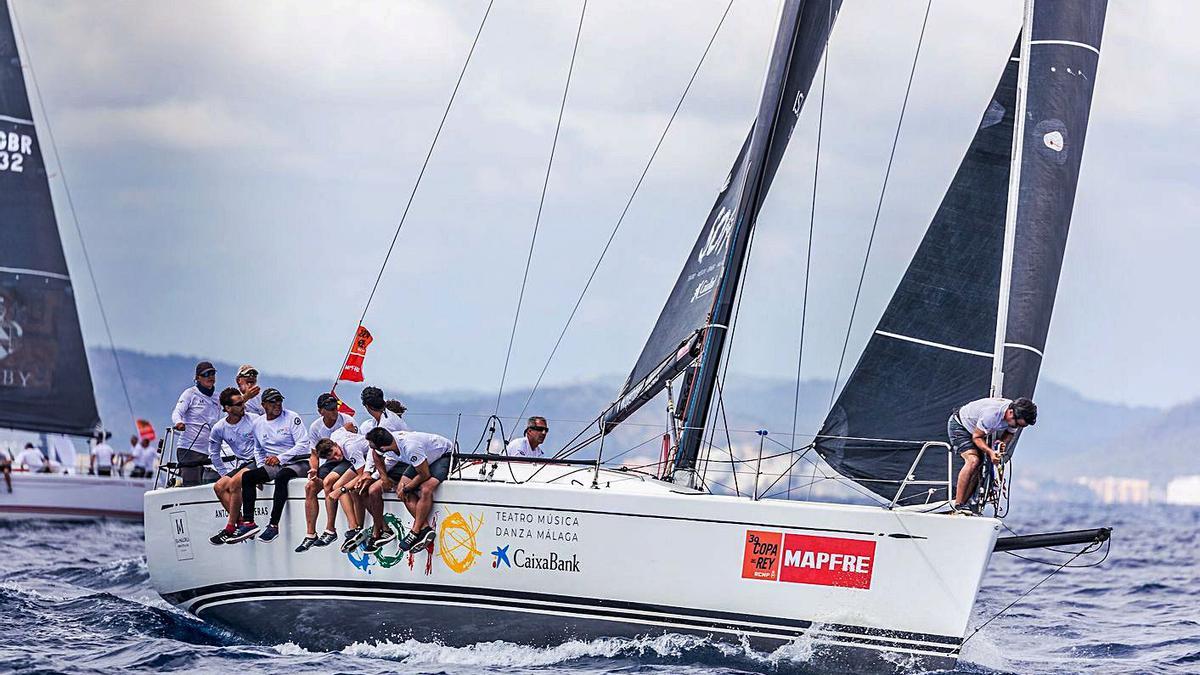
[605,0,842,438]
[816,0,1107,502]
[0,0,101,436]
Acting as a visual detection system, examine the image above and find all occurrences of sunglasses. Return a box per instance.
[528,425,549,433]
[199,370,216,377]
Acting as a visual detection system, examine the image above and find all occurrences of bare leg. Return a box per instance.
[213,476,236,527]
[227,471,244,523]
[303,478,321,537]
[412,479,440,532]
[331,471,359,529]
[398,477,418,520]
[953,453,980,506]
[322,473,341,533]
[366,480,386,536]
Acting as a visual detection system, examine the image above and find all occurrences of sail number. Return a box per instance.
[0,132,33,173]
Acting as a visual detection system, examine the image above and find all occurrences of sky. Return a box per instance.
[12,0,1200,409]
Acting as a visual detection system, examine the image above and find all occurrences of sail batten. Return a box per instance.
[816,0,1107,502]
[0,0,101,437]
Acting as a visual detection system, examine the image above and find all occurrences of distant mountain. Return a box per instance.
[85,348,1171,483]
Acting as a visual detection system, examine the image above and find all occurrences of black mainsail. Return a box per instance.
[816,0,1107,502]
[604,0,841,477]
[0,1,101,436]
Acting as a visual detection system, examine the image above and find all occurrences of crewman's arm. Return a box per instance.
[208,428,229,476]
[275,414,312,465]
[172,391,190,431]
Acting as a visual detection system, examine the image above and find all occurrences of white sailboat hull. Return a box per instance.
[1,472,148,520]
[145,469,999,668]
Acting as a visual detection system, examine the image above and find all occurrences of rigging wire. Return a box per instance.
[10,1,136,432]
[828,0,933,405]
[332,0,495,387]
[494,0,588,417]
[793,0,833,501]
[513,0,736,424]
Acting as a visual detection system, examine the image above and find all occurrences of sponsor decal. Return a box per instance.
[741,530,876,590]
[493,509,581,542]
[438,511,484,573]
[1043,130,1064,152]
[490,542,579,574]
[170,510,194,562]
[0,294,22,363]
[491,544,511,568]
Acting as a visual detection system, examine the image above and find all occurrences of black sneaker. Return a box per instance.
[209,529,233,545]
[398,526,433,552]
[294,535,318,553]
[313,531,338,547]
[365,530,396,554]
[341,527,371,554]
[226,522,260,543]
[259,524,280,542]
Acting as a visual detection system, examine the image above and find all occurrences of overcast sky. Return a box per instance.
[13,0,1199,409]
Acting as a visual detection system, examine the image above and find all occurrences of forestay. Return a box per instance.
[605,0,842,435]
[0,0,101,436]
[816,0,1107,502]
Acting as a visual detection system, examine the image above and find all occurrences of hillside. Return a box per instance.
[81,348,1175,484]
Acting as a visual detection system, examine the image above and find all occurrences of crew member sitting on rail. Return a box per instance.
[227,388,311,544]
[297,430,369,553]
[359,386,409,435]
[365,426,454,552]
[207,387,261,545]
[294,393,357,553]
[0,447,10,492]
[90,432,116,477]
[506,416,548,457]
[948,396,1037,513]
[236,364,265,417]
[15,442,48,473]
[171,361,224,486]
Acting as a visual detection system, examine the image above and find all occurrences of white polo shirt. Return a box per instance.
[309,413,355,445]
[330,427,370,471]
[957,397,1018,436]
[505,436,544,458]
[252,408,311,467]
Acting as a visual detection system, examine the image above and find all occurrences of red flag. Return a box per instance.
[332,391,356,416]
[136,419,156,442]
[338,325,373,383]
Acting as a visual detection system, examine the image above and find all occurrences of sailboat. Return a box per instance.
[0,0,148,520]
[144,0,1111,668]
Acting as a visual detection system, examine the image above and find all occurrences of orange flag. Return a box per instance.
[136,419,156,442]
[338,325,373,383]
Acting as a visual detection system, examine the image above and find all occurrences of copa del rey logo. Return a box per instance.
[741,530,876,590]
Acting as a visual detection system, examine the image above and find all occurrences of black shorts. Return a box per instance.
[385,462,409,482]
[947,415,977,456]
[319,459,353,479]
[96,468,112,476]
[403,455,451,482]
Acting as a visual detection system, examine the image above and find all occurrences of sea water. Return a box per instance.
[0,502,1195,674]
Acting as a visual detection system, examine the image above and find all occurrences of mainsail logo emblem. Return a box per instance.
[0,294,22,363]
[1043,130,1064,152]
[697,207,735,265]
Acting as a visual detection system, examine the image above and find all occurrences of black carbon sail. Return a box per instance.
[0,1,101,436]
[605,0,841,450]
[815,0,1107,502]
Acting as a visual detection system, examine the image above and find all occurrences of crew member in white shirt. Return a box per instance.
[236,364,266,417]
[171,361,223,486]
[947,396,1037,512]
[207,388,261,545]
[358,386,409,436]
[227,388,310,544]
[90,432,116,477]
[15,443,47,473]
[122,434,140,476]
[362,427,454,553]
[131,437,156,478]
[506,416,549,458]
[295,394,357,553]
[298,428,370,553]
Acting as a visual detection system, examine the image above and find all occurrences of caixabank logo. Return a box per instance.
[741,529,876,589]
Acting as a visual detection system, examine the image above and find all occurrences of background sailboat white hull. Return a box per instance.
[145,469,999,667]
[1,472,147,520]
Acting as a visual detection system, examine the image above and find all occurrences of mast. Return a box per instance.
[991,0,1035,398]
[672,0,824,487]
[602,0,841,456]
